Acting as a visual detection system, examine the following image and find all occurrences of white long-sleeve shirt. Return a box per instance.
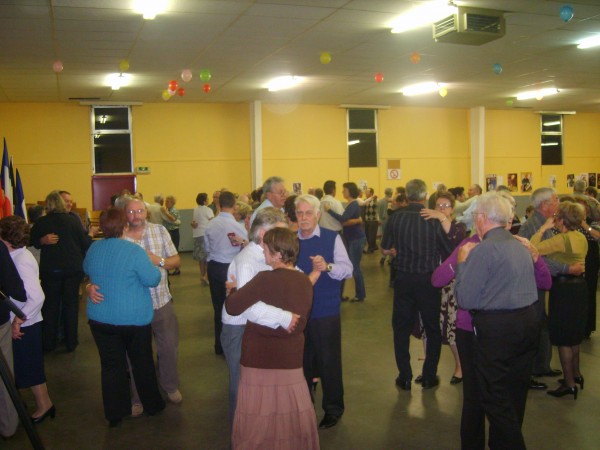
[222,242,292,328]
[10,247,45,327]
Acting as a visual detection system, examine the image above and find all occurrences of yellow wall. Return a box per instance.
[1,102,598,211]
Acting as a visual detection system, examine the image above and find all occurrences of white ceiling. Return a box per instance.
[1,0,600,111]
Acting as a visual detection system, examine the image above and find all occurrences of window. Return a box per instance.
[541,114,563,165]
[91,106,133,173]
[348,109,378,168]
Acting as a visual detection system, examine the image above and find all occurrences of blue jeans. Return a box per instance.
[221,324,245,425]
[347,237,366,299]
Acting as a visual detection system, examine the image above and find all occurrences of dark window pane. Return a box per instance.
[349,109,375,130]
[94,107,130,131]
[541,114,561,133]
[541,135,562,165]
[94,134,132,173]
[349,132,377,167]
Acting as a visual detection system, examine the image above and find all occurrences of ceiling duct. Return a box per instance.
[433,6,505,46]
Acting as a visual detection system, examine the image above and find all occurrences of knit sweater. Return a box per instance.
[83,238,161,326]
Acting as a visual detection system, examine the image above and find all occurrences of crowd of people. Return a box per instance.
[0,176,598,450]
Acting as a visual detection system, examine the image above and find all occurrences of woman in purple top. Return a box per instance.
[433,220,551,450]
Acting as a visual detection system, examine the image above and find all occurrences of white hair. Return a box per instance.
[474,192,512,226]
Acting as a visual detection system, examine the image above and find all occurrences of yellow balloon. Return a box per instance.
[119,59,130,72]
[439,88,448,98]
[320,52,332,64]
[161,90,171,101]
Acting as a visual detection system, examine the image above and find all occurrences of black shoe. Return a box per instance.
[421,377,440,389]
[341,296,350,302]
[450,376,463,385]
[414,375,423,384]
[350,297,365,303]
[547,385,578,400]
[379,257,386,266]
[558,375,584,390]
[529,378,547,390]
[318,414,339,429]
[215,346,224,355]
[31,405,56,424]
[533,368,562,377]
[395,377,411,391]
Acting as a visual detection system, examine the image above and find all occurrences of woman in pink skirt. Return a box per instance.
[225,227,319,450]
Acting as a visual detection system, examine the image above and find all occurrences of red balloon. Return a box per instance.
[177,87,185,97]
[374,72,384,83]
[168,80,178,91]
[203,83,211,93]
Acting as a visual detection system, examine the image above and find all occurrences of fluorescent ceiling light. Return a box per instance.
[400,82,445,96]
[267,76,303,92]
[516,88,559,100]
[348,140,360,146]
[106,73,131,90]
[543,121,561,126]
[541,142,559,147]
[577,35,600,49]
[133,0,168,20]
[390,0,457,33]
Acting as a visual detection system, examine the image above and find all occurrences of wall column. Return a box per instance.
[250,100,263,189]
[469,106,485,186]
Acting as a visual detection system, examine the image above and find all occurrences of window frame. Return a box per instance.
[347,109,379,168]
[540,114,563,166]
[90,105,134,174]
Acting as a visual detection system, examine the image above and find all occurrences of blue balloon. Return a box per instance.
[560,5,573,22]
[493,63,503,75]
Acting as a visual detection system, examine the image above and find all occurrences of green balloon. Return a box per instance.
[200,69,211,82]
[506,99,514,107]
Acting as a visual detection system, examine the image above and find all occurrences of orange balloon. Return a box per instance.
[410,52,421,64]
[374,73,384,83]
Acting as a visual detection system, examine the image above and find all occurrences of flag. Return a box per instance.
[1,139,12,217]
[14,169,26,222]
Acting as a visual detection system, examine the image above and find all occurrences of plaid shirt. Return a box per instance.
[124,222,178,310]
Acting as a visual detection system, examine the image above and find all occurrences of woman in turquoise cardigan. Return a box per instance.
[84,207,165,427]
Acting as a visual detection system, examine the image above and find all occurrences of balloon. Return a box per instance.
[320,52,332,64]
[203,83,211,93]
[560,5,573,22]
[168,80,178,91]
[200,69,211,82]
[493,63,503,75]
[374,73,384,83]
[119,59,129,72]
[410,52,421,64]
[162,90,171,101]
[181,69,192,83]
[177,87,185,97]
[52,61,63,73]
[506,99,514,107]
[167,88,176,96]
[439,88,448,98]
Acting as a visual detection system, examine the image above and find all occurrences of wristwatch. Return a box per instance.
[326,263,334,272]
[159,257,165,268]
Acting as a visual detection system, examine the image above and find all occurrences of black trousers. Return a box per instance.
[471,304,540,450]
[456,328,485,450]
[40,270,84,352]
[168,228,180,251]
[207,260,229,354]
[392,271,442,382]
[364,220,378,251]
[89,321,165,421]
[303,315,344,418]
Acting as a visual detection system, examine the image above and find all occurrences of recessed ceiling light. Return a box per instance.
[390,0,457,34]
[133,0,169,20]
[400,82,445,96]
[106,73,131,90]
[516,88,559,100]
[267,76,303,92]
[577,34,600,49]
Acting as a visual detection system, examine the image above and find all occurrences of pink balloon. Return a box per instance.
[52,61,63,73]
[181,69,192,83]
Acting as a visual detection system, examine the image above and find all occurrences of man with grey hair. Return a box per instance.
[381,179,453,391]
[455,192,541,450]
[573,179,600,220]
[146,194,165,224]
[249,176,287,226]
[519,187,582,387]
[221,207,299,425]
[295,194,352,429]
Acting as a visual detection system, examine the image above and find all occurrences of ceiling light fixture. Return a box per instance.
[576,34,600,49]
[106,73,131,90]
[133,0,169,20]
[390,0,457,34]
[400,82,445,96]
[516,88,559,101]
[267,76,303,92]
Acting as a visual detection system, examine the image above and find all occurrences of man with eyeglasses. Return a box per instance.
[249,176,287,227]
[87,197,183,410]
[518,187,583,388]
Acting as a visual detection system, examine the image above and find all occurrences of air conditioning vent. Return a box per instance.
[433,6,505,46]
